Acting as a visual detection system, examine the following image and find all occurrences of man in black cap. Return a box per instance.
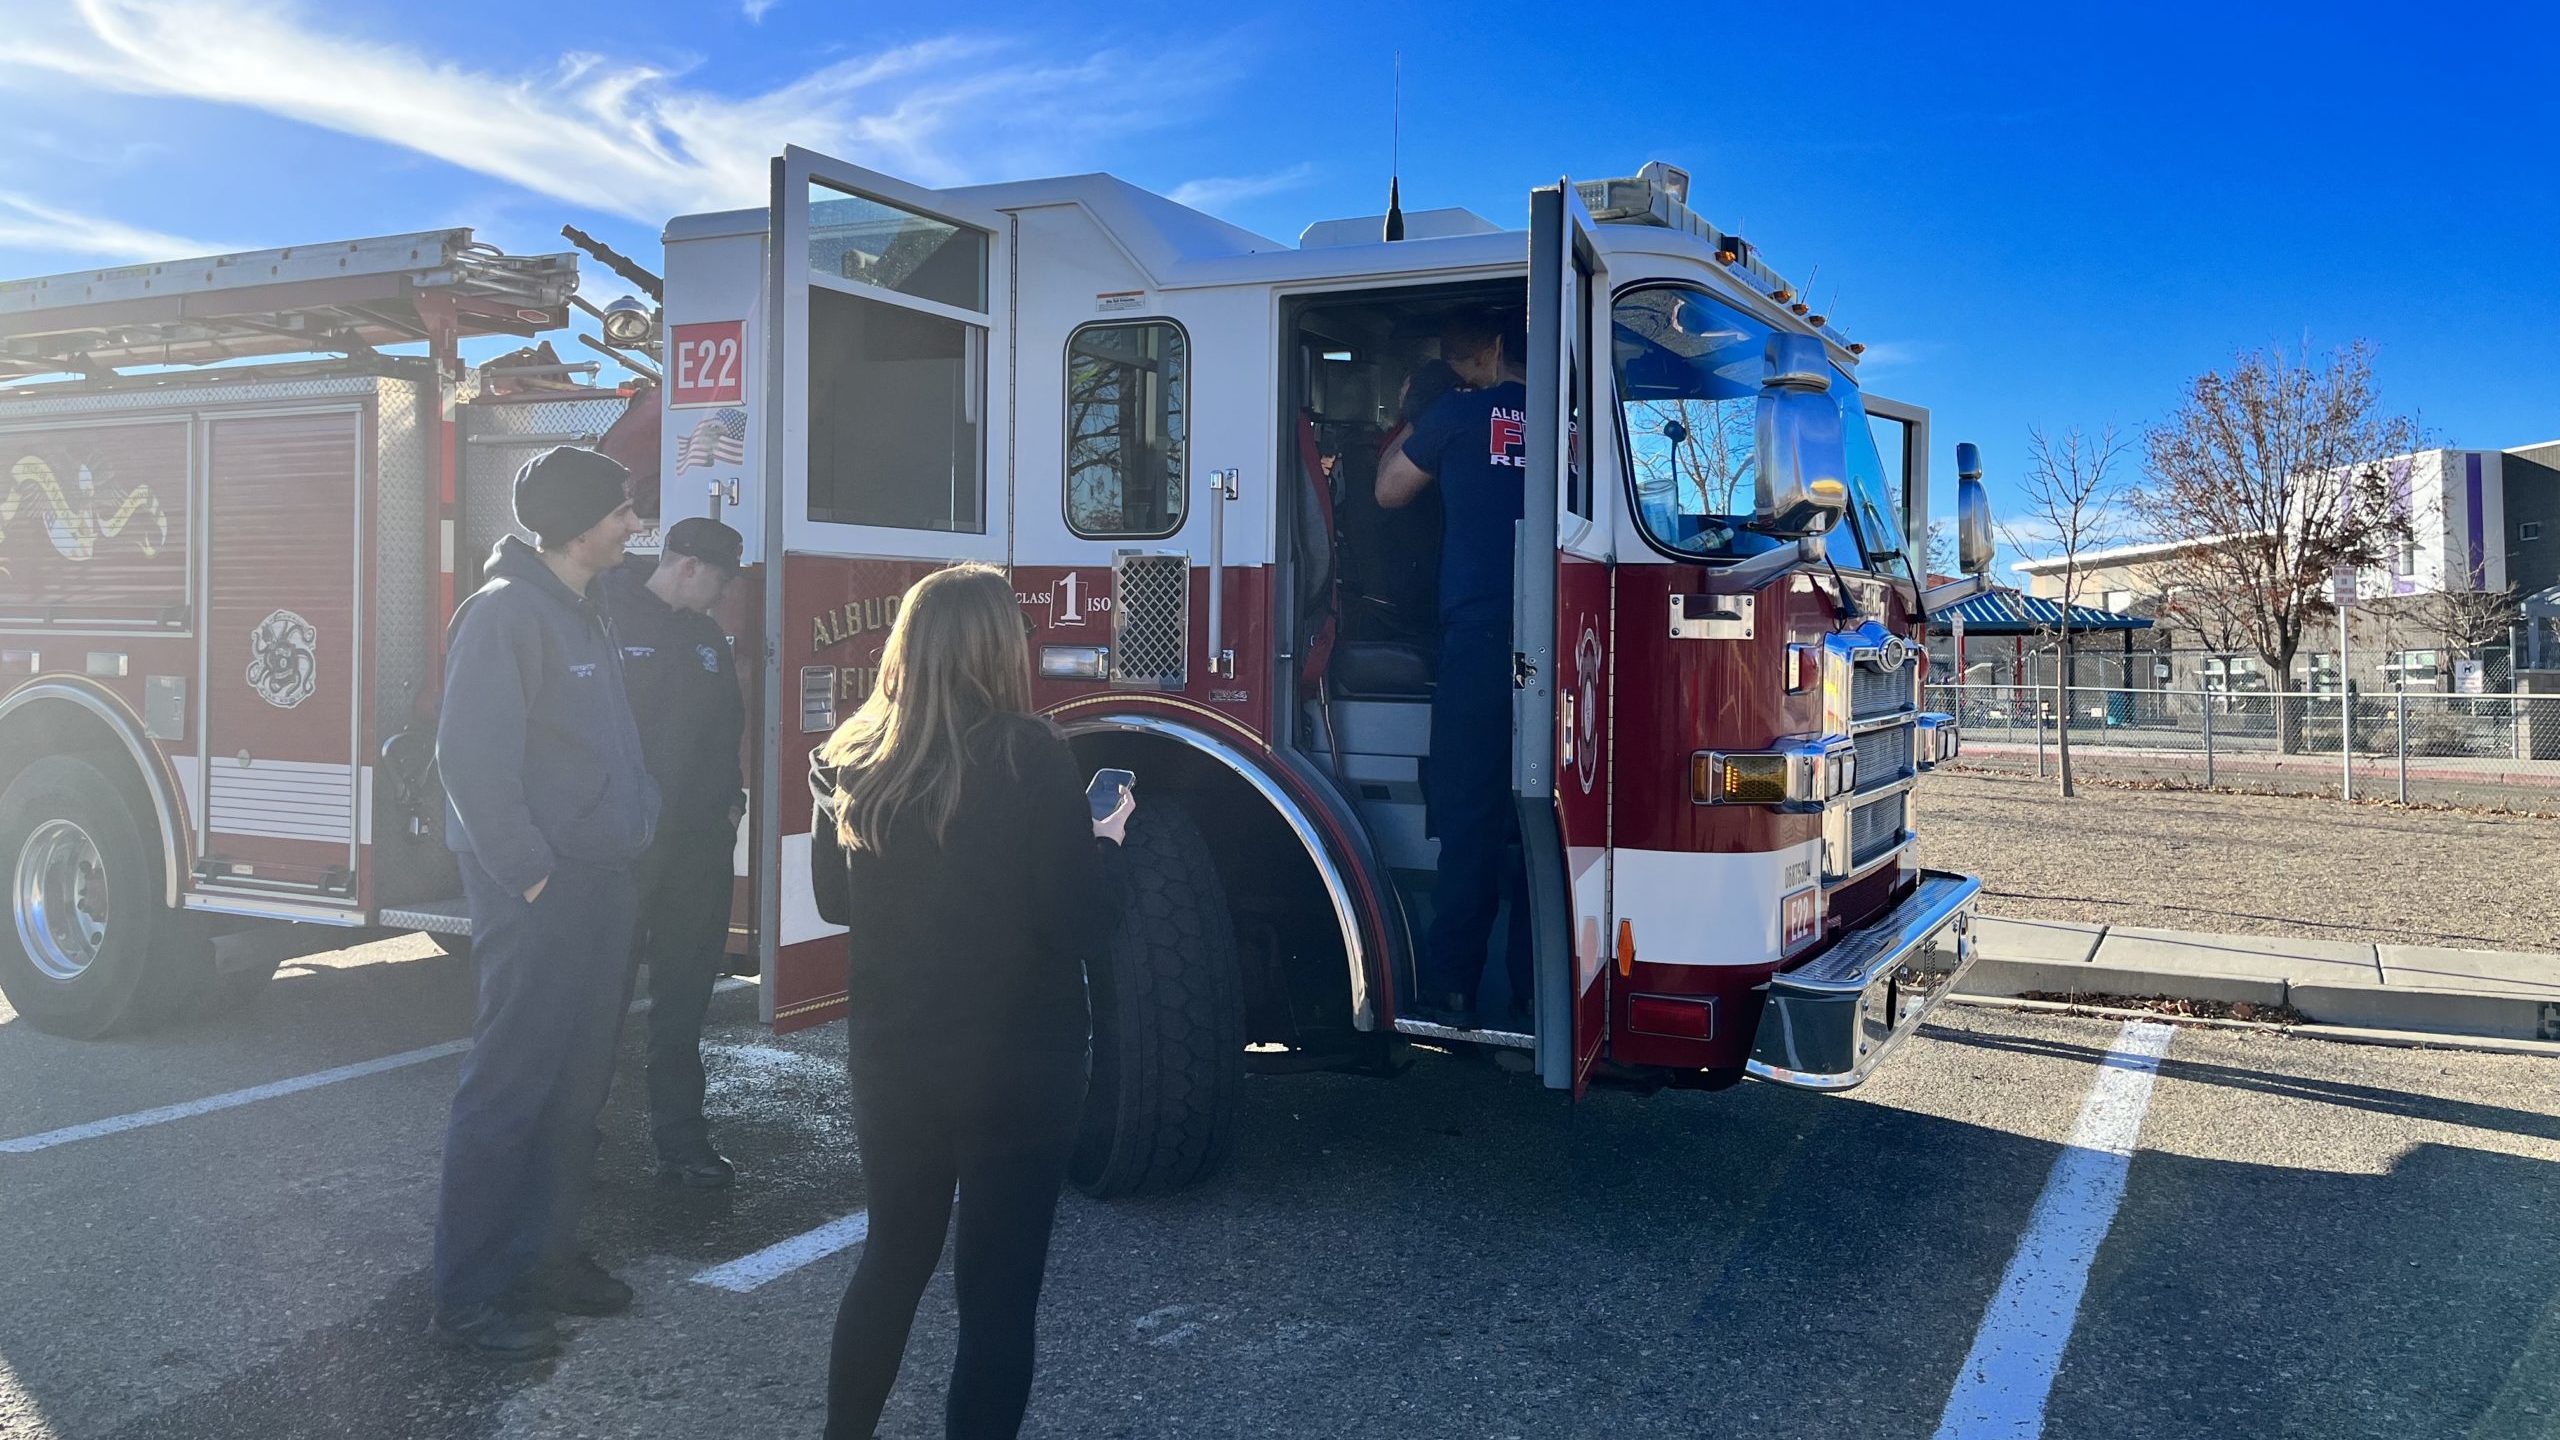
[601,516,747,1188]
[430,446,657,1361]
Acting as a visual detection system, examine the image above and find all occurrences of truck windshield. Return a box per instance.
[1613,285,1910,579]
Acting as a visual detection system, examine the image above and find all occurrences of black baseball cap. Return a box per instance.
[663,516,744,573]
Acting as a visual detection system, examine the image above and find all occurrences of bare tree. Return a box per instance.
[2000,425,2131,797]
[1923,519,1956,580]
[1627,398,1756,517]
[2134,341,2415,748]
[2373,585,2519,685]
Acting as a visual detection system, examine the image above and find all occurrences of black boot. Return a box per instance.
[429,1302,561,1362]
[1417,991,1479,1032]
[523,1251,633,1316]
[655,1135,736,1190]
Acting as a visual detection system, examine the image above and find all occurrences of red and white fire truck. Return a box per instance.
[0,151,1996,1195]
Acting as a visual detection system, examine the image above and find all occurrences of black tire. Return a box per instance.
[0,754,185,1039]
[1071,798,1246,1199]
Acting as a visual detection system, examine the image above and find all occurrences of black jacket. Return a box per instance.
[600,560,744,838]
[437,536,659,895]
[808,715,1122,1068]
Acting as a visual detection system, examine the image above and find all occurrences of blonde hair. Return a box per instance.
[820,563,1034,852]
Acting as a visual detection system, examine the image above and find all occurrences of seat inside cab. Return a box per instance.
[1284,280,1517,878]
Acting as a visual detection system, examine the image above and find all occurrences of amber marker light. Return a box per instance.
[1617,919,1637,977]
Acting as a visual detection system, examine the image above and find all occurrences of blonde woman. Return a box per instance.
[806,563,1131,1439]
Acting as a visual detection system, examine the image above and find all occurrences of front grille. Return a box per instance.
[1851,661,1913,720]
[1854,724,1914,788]
[1111,553,1189,689]
[1850,792,1907,870]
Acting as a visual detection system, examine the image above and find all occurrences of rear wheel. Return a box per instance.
[0,755,185,1037]
[1071,798,1246,1198]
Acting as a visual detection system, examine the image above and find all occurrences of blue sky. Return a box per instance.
[4,0,2554,553]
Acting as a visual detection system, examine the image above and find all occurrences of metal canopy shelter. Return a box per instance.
[1927,587,2154,637]
[0,229,578,382]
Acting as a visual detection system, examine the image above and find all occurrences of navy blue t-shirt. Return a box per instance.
[1401,379,1528,628]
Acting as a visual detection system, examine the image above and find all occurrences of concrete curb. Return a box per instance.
[1958,916,2560,1045]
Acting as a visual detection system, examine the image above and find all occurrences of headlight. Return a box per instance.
[1693,742,1852,809]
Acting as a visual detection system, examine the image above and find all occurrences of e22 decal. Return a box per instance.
[668,321,746,407]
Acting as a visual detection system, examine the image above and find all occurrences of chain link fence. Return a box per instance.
[1927,682,2560,811]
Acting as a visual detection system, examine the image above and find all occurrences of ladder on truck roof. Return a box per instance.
[0,228,579,382]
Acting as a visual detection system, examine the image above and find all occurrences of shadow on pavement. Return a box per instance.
[4,1013,2555,1440]
[1940,1028,2560,1144]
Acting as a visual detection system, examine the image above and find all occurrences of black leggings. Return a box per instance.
[826,1053,1084,1440]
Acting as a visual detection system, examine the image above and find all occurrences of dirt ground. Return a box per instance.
[1912,769,2560,953]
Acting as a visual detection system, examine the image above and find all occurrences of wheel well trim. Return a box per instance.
[1059,712,1377,1030]
[0,678,191,907]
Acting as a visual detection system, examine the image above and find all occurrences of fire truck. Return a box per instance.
[0,150,1997,1196]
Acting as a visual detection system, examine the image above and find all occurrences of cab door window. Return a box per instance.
[803,179,990,534]
[1064,321,1188,538]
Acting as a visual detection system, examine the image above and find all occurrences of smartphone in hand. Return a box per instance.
[1085,768,1135,824]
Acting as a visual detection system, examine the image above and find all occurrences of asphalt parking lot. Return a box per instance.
[3,935,2557,1440]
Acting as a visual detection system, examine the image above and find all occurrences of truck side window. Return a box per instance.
[1063,321,1188,539]
[804,181,990,534]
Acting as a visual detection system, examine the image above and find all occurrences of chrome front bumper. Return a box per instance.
[1745,869,1981,1091]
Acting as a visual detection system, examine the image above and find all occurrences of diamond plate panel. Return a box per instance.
[0,374,390,420]
[371,377,431,736]
[1110,552,1188,689]
[456,393,630,586]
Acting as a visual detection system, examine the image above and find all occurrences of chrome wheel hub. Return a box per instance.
[17,819,108,982]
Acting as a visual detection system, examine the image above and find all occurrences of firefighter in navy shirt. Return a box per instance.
[600,517,747,1188]
[1375,308,1533,1030]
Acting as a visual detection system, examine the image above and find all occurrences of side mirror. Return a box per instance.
[1752,335,1849,538]
[1956,442,1994,577]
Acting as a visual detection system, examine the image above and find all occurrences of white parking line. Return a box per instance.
[0,975,759,1157]
[1933,1019,2175,1440]
[0,1039,473,1155]
[692,1209,870,1293]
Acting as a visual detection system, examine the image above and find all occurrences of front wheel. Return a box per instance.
[0,755,183,1038]
[1071,798,1246,1199]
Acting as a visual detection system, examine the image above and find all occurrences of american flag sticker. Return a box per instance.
[676,409,747,472]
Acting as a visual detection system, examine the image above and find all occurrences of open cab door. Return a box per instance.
[755,145,1013,1026]
[1518,182,1612,1094]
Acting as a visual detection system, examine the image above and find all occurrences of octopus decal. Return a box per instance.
[0,455,170,575]
[248,609,319,709]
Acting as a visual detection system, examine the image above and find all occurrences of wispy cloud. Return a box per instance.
[1167,163,1315,215]
[0,190,228,262]
[2,1,1230,222]
[741,0,781,19]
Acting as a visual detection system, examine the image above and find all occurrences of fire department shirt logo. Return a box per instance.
[248,609,318,709]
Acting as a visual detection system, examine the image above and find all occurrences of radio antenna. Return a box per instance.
[1384,52,1406,242]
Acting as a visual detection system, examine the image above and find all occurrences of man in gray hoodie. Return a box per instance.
[429,446,658,1362]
